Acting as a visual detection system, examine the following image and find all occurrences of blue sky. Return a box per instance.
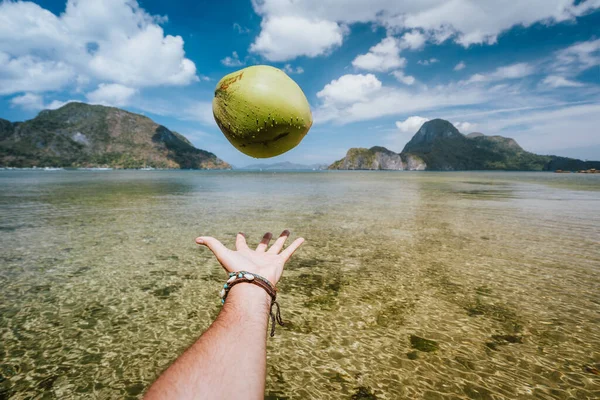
[1,0,599,166]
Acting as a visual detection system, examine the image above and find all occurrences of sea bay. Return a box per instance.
[1,170,599,399]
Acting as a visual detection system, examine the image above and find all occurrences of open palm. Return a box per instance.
[195,230,304,286]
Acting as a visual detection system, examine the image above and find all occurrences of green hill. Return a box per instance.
[401,119,550,170]
[330,119,600,171]
[0,102,230,169]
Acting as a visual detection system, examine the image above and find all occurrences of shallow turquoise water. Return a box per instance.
[1,171,599,399]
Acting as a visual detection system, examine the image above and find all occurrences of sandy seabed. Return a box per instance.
[1,170,599,399]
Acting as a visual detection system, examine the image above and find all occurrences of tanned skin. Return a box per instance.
[144,230,304,400]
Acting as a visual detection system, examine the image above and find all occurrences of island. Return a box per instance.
[329,119,600,171]
[0,102,230,169]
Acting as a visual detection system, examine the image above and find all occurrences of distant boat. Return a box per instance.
[78,167,113,171]
[140,166,155,170]
[43,167,64,171]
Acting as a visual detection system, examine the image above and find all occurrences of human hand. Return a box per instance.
[195,230,304,286]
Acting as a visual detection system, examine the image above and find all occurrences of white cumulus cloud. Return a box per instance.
[10,92,76,111]
[10,93,45,110]
[395,116,475,134]
[391,70,416,85]
[400,30,427,50]
[314,76,487,124]
[352,37,405,72]
[46,100,77,110]
[221,51,244,67]
[316,74,382,105]
[0,0,197,97]
[249,16,345,61]
[0,52,75,95]
[395,116,429,132]
[454,121,477,132]
[87,25,196,87]
[86,83,138,107]
[250,0,600,60]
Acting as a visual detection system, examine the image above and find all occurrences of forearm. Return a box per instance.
[145,284,271,400]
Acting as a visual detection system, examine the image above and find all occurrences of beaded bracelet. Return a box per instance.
[219,271,284,337]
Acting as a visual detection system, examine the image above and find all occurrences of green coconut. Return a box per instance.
[212,65,313,158]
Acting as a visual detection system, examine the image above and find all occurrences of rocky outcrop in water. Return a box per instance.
[328,146,426,170]
[0,102,231,169]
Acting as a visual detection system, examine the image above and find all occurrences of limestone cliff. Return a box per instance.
[329,146,426,170]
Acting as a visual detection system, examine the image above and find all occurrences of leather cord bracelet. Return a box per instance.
[219,271,284,337]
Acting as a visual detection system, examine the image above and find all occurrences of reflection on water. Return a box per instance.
[1,171,599,399]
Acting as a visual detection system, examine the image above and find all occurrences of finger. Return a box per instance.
[256,232,272,252]
[280,237,305,260]
[235,232,250,252]
[196,236,231,266]
[267,230,290,254]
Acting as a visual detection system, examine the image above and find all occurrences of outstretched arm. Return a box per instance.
[144,231,304,400]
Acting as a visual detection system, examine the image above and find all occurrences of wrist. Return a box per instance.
[241,270,277,287]
[219,273,285,337]
[226,283,271,313]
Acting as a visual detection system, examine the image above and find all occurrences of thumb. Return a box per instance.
[196,236,230,264]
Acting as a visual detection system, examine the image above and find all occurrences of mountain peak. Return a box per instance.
[402,118,462,153]
[422,118,458,129]
[369,146,396,156]
[421,118,460,134]
[38,101,100,116]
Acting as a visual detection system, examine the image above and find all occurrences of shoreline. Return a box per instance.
[2,167,599,173]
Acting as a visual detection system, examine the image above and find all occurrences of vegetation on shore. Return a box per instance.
[330,119,600,171]
[0,102,230,169]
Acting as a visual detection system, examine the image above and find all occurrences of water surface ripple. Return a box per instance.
[1,171,599,399]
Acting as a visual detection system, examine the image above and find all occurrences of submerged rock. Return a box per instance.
[351,386,378,400]
[410,335,439,352]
